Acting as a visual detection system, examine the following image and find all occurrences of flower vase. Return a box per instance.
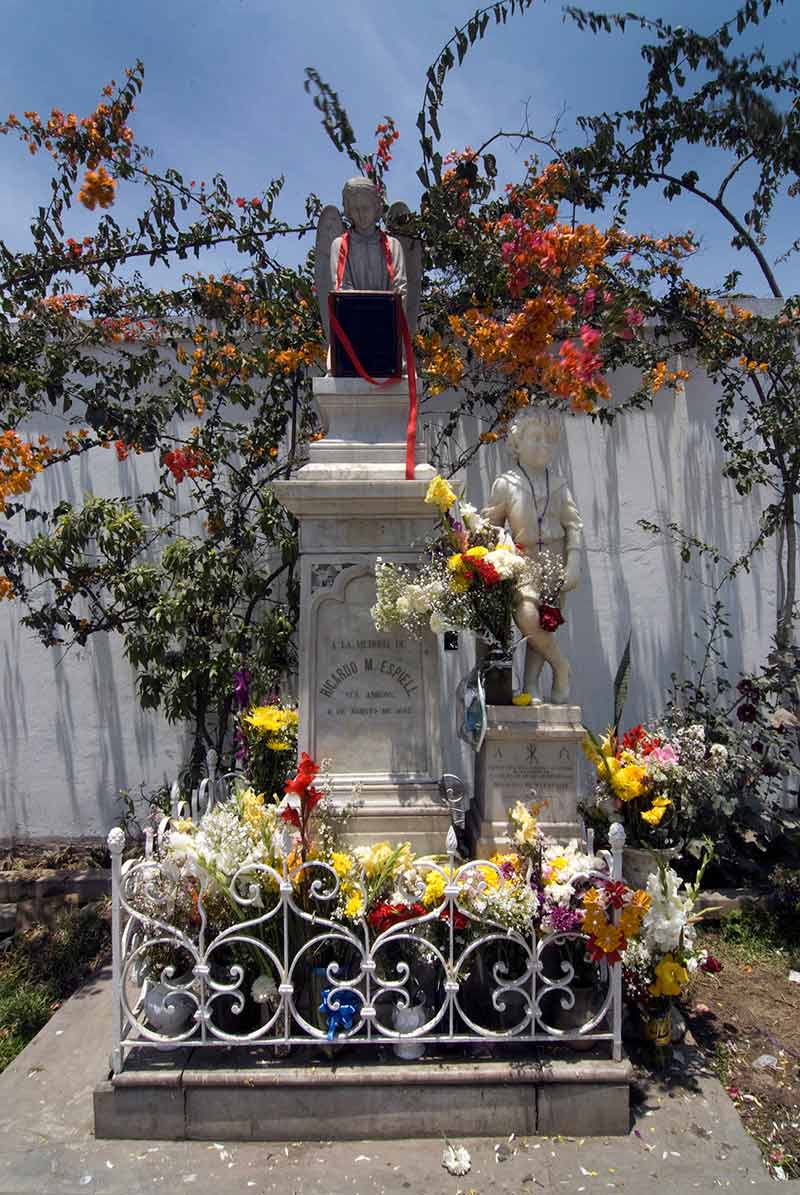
[143,980,195,1036]
[622,846,678,890]
[642,1005,673,1068]
[392,1001,427,1060]
[479,645,514,706]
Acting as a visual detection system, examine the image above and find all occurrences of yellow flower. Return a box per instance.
[170,817,195,834]
[422,867,453,908]
[593,922,625,954]
[424,474,457,514]
[613,763,647,802]
[449,573,470,594]
[630,889,651,912]
[245,706,299,735]
[475,863,501,889]
[620,906,644,938]
[447,552,465,573]
[464,545,488,559]
[512,693,533,706]
[582,908,606,935]
[490,851,521,873]
[331,851,355,879]
[240,789,266,831]
[640,796,672,826]
[364,842,392,877]
[583,886,603,907]
[343,886,365,919]
[649,955,689,998]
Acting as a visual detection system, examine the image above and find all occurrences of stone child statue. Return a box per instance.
[482,411,583,704]
[314,177,422,367]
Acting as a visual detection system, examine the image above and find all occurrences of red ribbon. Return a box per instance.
[332,230,417,480]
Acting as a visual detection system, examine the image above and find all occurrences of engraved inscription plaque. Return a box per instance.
[484,739,578,824]
[312,571,431,776]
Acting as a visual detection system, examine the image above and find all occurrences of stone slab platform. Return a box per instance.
[0,968,776,1193]
[95,1051,632,1140]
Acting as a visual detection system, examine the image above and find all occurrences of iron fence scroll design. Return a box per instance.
[107,822,627,1073]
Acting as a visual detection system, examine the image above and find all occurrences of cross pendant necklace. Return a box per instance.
[520,465,550,552]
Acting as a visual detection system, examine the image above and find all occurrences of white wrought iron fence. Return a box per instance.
[107,822,627,1073]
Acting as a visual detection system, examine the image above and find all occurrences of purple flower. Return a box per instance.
[233,666,251,710]
[546,904,583,935]
[736,702,757,724]
[233,725,249,763]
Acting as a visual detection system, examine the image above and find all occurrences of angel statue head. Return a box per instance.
[315,177,422,360]
[342,176,383,234]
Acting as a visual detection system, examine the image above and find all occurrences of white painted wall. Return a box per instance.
[0,361,779,840]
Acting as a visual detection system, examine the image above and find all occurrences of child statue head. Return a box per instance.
[508,410,562,470]
[342,177,383,235]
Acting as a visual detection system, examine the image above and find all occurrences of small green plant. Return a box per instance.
[0,904,111,1072]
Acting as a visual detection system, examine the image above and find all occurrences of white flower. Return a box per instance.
[769,706,799,729]
[483,549,520,580]
[429,611,448,634]
[460,502,487,534]
[709,743,728,766]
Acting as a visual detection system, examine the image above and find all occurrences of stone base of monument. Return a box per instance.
[472,704,585,857]
[94,1050,632,1140]
[272,376,460,856]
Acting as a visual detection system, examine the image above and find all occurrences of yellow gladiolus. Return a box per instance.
[648,955,689,998]
[424,474,457,514]
[640,796,672,826]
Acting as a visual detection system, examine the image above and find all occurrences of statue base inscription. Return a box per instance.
[472,704,585,856]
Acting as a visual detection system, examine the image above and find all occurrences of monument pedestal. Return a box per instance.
[273,377,454,854]
[472,704,585,857]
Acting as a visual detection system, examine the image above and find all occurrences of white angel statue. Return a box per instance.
[315,177,422,371]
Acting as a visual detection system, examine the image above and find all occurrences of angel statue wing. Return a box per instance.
[315,204,346,346]
[386,200,422,336]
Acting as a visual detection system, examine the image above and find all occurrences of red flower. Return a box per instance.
[286,752,319,794]
[603,880,628,909]
[280,805,301,829]
[699,954,722,974]
[736,702,757,723]
[440,907,469,930]
[367,901,425,934]
[539,603,564,632]
[235,197,246,208]
[586,937,626,966]
[115,440,130,461]
[473,558,502,586]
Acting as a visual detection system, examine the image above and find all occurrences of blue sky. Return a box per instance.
[1,0,798,294]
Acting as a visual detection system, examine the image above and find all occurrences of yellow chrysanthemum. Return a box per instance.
[447,552,465,573]
[424,474,457,514]
[583,886,603,906]
[464,545,488,559]
[649,954,689,998]
[344,887,365,919]
[613,763,647,802]
[548,855,569,874]
[640,796,672,826]
[449,574,470,594]
[630,889,652,912]
[422,868,452,908]
[244,705,299,734]
[331,851,355,879]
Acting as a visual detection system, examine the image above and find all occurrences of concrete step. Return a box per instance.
[94,1050,632,1140]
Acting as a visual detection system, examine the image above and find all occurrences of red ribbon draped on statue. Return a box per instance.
[329,229,417,480]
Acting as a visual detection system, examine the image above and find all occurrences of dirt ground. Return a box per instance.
[0,841,109,872]
[686,926,800,1181]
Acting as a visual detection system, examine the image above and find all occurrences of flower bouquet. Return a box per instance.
[372,474,540,652]
[620,850,718,1063]
[583,721,731,855]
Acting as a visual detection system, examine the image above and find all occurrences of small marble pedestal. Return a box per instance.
[272,377,455,854]
[472,704,585,856]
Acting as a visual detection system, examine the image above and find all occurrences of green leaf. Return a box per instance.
[613,631,632,735]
